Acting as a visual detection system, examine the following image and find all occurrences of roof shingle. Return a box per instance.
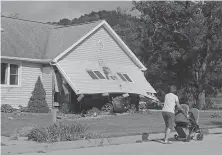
[1,16,103,60]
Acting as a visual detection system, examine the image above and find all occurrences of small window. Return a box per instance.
[117,73,127,81]
[1,62,20,86]
[10,64,19,85]
[94,71,106,79]
[123,74,133,82]
[1,63,8,84]
[87,70,98,79]
[117,72,133,82]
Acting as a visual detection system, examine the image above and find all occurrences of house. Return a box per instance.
[1,16,157,112]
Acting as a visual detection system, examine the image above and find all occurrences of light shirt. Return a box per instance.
[162,93,179,114]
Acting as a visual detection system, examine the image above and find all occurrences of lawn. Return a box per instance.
[1,111,222,138]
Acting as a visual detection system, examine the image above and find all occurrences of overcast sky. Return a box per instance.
[1,1,136,22]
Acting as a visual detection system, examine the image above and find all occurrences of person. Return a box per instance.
[161,85,185,144]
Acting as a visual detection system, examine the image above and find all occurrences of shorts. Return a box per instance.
[162,111,175,129]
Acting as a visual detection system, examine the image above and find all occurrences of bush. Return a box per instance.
[1,104,15,113]
[203,98,214,110]
[27,77,49,113]
[18,105,29,112]
[211,112,221,118]
[146,101,162,110]
[27,122,88,143]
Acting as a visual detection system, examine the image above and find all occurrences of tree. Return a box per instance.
[132,1,222,109]
[59,18,71,25]
[28,76,49,113]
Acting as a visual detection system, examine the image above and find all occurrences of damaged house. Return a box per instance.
[1,16,157,113]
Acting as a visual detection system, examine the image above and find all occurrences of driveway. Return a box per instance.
[19,134,222,155]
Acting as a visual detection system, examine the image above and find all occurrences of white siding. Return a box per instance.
[58,27,156,95]
[59,27,138,68]
[0,61,51,108]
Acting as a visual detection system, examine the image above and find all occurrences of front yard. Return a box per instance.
[1,110,222,138]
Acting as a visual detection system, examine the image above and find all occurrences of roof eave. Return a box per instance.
[1,56,52,64]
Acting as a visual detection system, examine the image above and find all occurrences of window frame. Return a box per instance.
[86,69,106,80]
[93,70,106,79]
[1,61,21,87]
[117,72,133,83]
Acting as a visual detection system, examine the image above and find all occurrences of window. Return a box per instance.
[10,64,19,85]
[86,70,98,79]
[123,74,133,82]
[117,72,133,82]
[94,71,106,79]
[117,73,127,81]
[1,62,20,86]
[86,70,105,80]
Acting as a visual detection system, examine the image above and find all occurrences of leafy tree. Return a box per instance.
[59,18,71,25]
[28,76,49,113]
[132,1,222,109]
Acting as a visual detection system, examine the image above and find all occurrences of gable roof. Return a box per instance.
[1,16,146,70]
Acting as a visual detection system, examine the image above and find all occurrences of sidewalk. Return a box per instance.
[148,109,222,112]
[1,128,221,155]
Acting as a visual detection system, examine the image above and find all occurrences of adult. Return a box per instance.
[162,85,185,144]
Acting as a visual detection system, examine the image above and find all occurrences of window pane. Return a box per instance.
[86,70,98,79]
[10,75,18,85]
[10,64,18,74]
[117,73,127,81]
[1,63,8,84]
[94,71,105,79]
[123,74,133,82]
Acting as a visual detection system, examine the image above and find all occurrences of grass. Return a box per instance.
[1,111,222,138]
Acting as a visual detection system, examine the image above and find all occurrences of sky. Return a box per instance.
[1,0,137,22]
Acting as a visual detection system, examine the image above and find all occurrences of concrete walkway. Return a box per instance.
[1,128,222,155]
[23,134,222,155]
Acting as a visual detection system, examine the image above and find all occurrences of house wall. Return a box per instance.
[59,27,138,69]
[57,27,148,94]
[1,60,53,109]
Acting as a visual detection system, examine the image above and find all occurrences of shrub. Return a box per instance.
[146,101,162,110]
[203,98,214,110]
[27,77,49,113]
[27,122,88,143]
[211,112,221,118]
[18,105,29,112]
[1,104,15,113]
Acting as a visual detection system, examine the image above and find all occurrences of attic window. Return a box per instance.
[123,73,133,82]
[94,71,106,79]
[86,70,98,79]
[117,72,133,82]
[86,70,105,80]
[117,73,127,81]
